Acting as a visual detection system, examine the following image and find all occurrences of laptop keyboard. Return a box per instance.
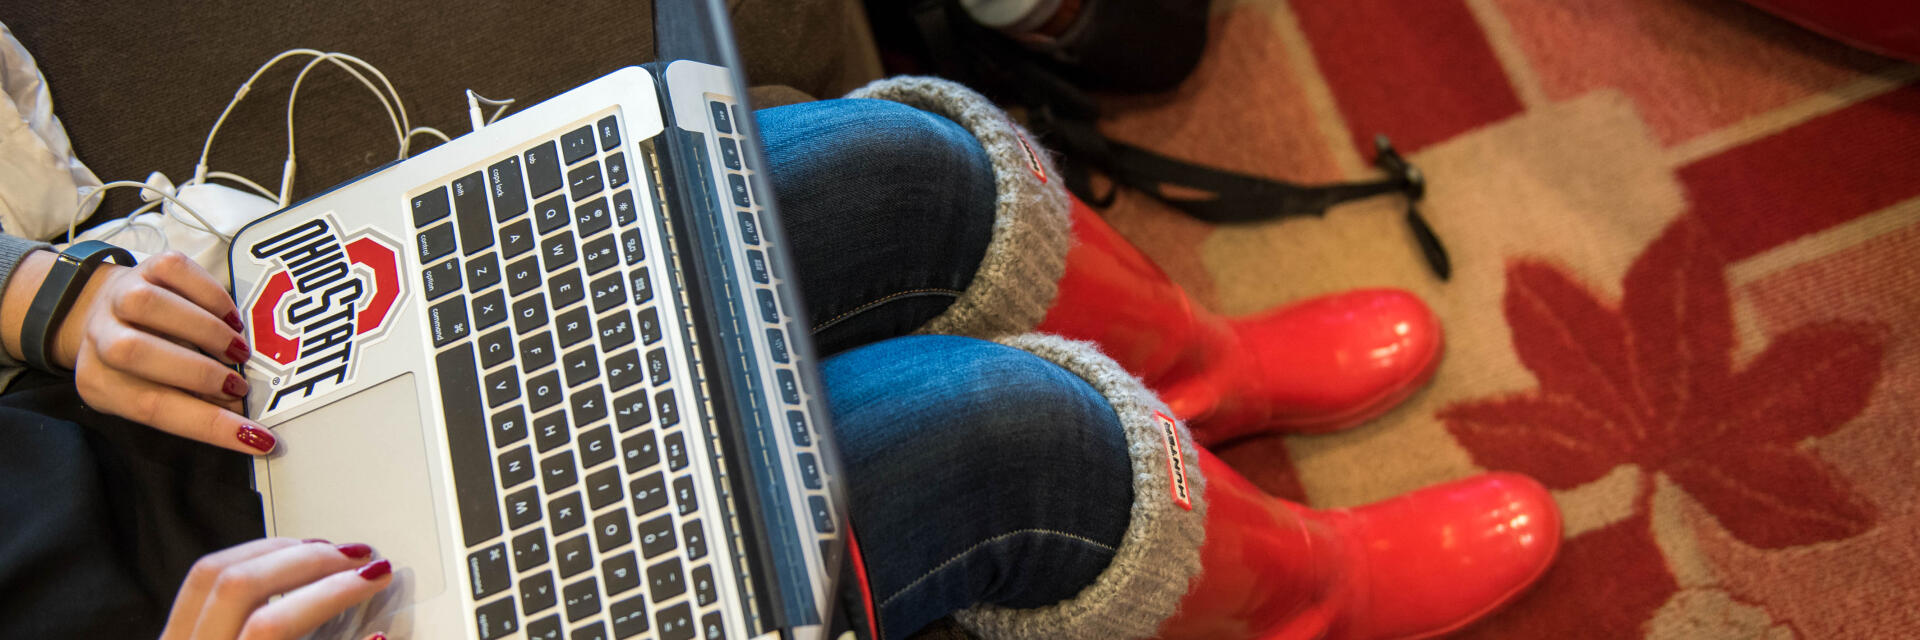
[419,113,727,640]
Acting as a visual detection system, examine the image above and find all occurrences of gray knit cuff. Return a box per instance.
[0,234,51,382]
[844,77,1071,338]
[955,334,1209,640]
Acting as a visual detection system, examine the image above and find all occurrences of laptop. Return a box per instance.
[227,3,851,639]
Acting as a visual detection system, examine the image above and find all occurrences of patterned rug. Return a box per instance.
[1092,0,1920,636]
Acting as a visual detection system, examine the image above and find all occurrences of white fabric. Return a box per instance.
[0,21,102,242]
[71,173,276,288]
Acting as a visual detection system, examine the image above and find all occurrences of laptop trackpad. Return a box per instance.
[264,372,447,604]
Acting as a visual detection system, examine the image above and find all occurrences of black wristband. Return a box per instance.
[21,240,137,374]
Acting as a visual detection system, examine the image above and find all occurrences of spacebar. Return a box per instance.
[436,343,502,548]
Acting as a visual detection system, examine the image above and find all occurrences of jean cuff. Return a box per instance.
[953,333,1209,640]
[844,77,1071,340]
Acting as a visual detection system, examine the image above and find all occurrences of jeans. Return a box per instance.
[759,100,1136,638]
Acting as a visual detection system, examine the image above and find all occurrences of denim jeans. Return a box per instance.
[760,100,1137,638]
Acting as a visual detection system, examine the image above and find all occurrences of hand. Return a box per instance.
[161,538,394,640]
[55,251,277,454]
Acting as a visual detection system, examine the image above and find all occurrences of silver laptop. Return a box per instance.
[227,4,850,639]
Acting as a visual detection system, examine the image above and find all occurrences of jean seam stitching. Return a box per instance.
[811,288,966,333]
[876,528,1120,609]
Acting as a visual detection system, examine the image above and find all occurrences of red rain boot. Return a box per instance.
[1158,450,1560,640]
[1036,200,1443,444]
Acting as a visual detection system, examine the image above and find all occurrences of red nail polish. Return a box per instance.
[225,310,245,332]
[369,634,387,640]
[236,424,275,453]
[358,559,392,580]
[226,338,250,364]
[223,373,249,398]
[336,543,374,559]
[303,538,331,544]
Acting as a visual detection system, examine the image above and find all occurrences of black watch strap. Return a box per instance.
[21,240,137,374]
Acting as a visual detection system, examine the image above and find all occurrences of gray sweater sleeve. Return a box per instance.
[0,233,53,387]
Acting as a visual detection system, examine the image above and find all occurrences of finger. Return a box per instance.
[77,350,275,455]
[161,539,306,640]
[90,323,248,401]
[192,542,380,640]
[141,252,244,332]
[232,561,393,640]
[110,276,247,364]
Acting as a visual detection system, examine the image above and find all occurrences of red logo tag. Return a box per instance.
[1009,122,1049,184]
[1155,411,1193,510]
[243,215,405,416]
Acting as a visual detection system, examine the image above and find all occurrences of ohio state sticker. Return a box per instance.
[243,215,405,416]
[1155,411,1193,511]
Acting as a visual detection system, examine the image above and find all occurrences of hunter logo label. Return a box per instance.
[244,215,405,416]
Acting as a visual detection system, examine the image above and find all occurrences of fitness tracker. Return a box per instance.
[21,240,137,373]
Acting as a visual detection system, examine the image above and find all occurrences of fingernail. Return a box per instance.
[336,542,374,559]
[358,559,392,580]
[303,538,330,544]
[224,373,249,398]
[369,634,387,640]
[236,424,276,453]
[225,310,245,332]
[226,338,250,364]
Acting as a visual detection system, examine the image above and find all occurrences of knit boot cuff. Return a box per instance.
[844,77,1071,339]
[955,333,1209,640]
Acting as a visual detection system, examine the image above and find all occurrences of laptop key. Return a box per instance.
[520,570,557,615]
[725,173,750,208]
[540,450,578,494]
[619,228,644,266]
[648,558,686,603]
[519,331,556,372]
[492,405,527,446]
[798,452,821,490]
[604,152,630,189]
[736,210,759,245]
[585,465,622,509]
[528,615,563,640]
[453,172,495,255]
[475,595,519,640]
[423,258,462,301]
[610,594,649,639]
[615,391,652,434]
[513,295,550,335]
[507,255,541,296]
[597,115,622,151]
[561,126,596,164]
[472,291,509,333]
[708,101,733,133]
[468,542,511,600]
[550,269,585,310]
[657,602,695,640]
[514,528,549,572]
[746,249,768,284]
[598,309,635,352]
[767,328,788,363]
[543,232,579,272]
[527,369,563,413]
[663,433,687,472]
[534,194,569,235]
[575,196,611,238]
[412,186,451,226]
[549,492,586,536]
[630,472,667,515]
[645,349,670,386]
[621,431,658,472]
[483,366,520,409]
[655,390,680,428]
[428,296,470,348]
[809,495,835,533]
[555,533,592,579]
[574,621,608,640]
[590,272,626,314]
[635,514,675,559]
[524,141,563,198]
[562,345,598,388]
[534,410,569,452]
[719,137,741,170]
[672,475,697,516]
[594,508,632,552]
[776,369,800,404]
[636,308,662,345]
[505,485,542,530]
[570,384,607,425]
[556,306,591,348]
[488,156,529,222]
[683,519,707,561]
[437,345,501,547]
[630,267,653,304]
[612,189,638,227]
[467,253,502,292]
[786,410,810,446]
[605,349,642,392]
[701,612,727,640]
[582,234,618,276]
[417,222,456,263]
[500,218,536,261]
[578,425,616,470]
[569,161,604,201]
[691,564,716,606]
[756,288,778,323]
[562,576,601,622]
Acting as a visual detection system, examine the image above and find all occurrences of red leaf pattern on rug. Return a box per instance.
[1441,216,1884,549]
[1455,507,1678,639]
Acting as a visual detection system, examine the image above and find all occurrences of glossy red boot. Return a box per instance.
[1036,200,1442,444]
[1158,450,1560,640]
